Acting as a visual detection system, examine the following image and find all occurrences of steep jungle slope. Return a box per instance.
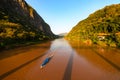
[66,4,120,47]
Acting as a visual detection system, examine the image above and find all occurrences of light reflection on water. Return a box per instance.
[46,38,120,80]
[67,39,120,80]
[0,38,120,80]
[50,39,72,50]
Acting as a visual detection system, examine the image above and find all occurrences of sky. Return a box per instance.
[25,0,120,34]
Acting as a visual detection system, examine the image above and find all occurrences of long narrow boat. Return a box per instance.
[40,54,54,68]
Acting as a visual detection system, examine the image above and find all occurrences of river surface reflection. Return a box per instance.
[68,40,120,80]
[0,38,120,80]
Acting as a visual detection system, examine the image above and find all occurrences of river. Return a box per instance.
[0,38,120,80]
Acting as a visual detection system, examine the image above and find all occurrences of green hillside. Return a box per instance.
[66,4,120,47]
[0,0,56,49]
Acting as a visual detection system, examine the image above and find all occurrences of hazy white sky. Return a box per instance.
[25,0,120,34]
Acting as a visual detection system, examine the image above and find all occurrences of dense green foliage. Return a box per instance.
[66,4,120,47]
[0,20,50,49]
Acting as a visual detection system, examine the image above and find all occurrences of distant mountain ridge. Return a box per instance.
[59,33,67,37]
[0,0,56,48]
[66,4,120,47]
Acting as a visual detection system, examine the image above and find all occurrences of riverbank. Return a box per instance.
[0,40,51,52]
[0,40,52,60]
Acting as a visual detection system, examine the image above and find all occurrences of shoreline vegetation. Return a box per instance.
[0,21,58,51]
[66,4,120,48]
[0,39,52,52]
[65,33,120,48]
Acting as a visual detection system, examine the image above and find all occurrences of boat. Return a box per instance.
[40,54,54,69]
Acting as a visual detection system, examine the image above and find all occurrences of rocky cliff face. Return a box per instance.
[0,0,55,38]
[0,0,57,49]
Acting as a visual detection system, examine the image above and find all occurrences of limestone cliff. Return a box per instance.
[0,0,56,46]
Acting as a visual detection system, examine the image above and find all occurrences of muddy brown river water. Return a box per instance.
[0,38,120,80]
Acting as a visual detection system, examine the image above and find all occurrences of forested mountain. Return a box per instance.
[66,4,120,47]
[0,0,56,49]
